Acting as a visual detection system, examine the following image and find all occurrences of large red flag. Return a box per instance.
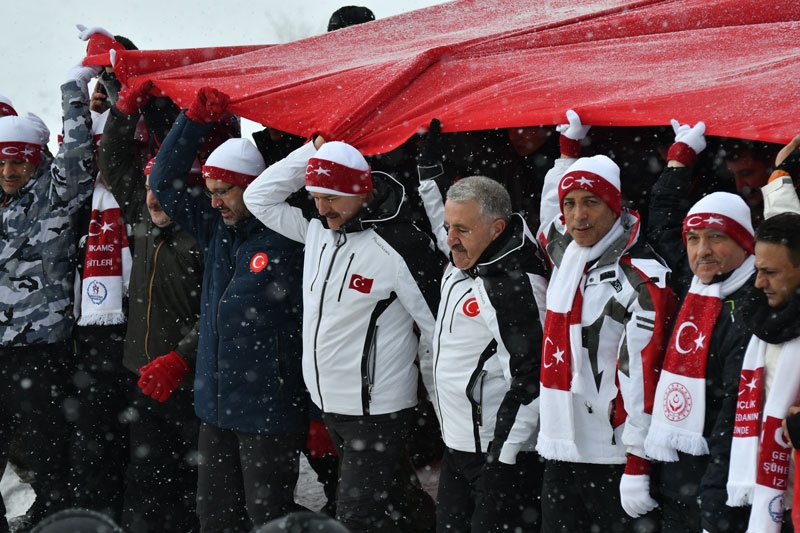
[112,0,800,155]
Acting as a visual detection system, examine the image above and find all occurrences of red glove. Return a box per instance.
[138,350,190,403]
[116,81,154,115]
[185,87,231,124]
[306,420,337,459]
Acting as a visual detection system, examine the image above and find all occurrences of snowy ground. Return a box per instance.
[3,455,439,523]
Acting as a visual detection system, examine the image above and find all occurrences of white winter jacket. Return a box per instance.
[244,142,444,416]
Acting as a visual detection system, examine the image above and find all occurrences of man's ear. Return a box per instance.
[492,218,506,239]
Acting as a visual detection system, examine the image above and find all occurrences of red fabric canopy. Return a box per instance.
[113,0,800,155]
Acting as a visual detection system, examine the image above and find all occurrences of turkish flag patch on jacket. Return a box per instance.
[349,274,373,293]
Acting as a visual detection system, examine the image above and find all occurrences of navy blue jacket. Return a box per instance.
[150,112,306,434]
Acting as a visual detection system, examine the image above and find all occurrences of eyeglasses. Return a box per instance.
[203,184,237,199]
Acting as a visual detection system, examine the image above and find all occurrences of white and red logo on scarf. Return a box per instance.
[541,311,573,391]
[756,415,792,491]
[733,367,764,438]
[84,207,125,278]
[76,181,131,326]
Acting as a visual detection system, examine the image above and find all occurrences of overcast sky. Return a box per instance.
[2,0,450,151]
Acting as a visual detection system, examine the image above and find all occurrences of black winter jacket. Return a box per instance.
[648,165,753,533]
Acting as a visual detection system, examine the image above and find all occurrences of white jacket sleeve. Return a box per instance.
[762,176,800,218]
[538,157,576,241]
[243,141,317,244]
[417,164,449,256]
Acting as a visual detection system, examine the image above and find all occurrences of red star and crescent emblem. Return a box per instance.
[462,297,480,317]
[250,252,268,273]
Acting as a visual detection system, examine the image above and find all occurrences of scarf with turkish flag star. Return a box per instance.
[537,217,624,462]
[75,180,131,326]
[727,332,800,533]
[645,255,754,462]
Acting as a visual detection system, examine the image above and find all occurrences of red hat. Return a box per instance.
[558,154,622,217]
[0,116,43,165]
[202,138,265,188]
[306,141,372,196]
[682,192,755,254]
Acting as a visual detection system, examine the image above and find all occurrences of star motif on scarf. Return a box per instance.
[693,332,706,351]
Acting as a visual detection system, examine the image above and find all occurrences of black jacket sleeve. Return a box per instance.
[646,165,696,295]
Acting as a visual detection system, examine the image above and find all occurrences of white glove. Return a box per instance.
[66,61,102,85]
[619,473,658,518]
[76,24,113,41]
[556,109,591,141]
[24,113,50,146]
[671,119,706,155]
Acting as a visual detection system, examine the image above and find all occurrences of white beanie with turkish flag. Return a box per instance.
[682,191,754,254]
[306,141,372,196]
[0,115,43,165]
[558,154,621,216]
[202,138,265,188]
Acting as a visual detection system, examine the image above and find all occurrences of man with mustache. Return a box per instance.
[535,110,675,532]
[645,119,756,533]
[416,158,548,531]
[244,135,443,533]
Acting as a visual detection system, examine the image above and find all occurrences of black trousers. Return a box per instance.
[122,384,200,533]
[0,342,75,526]
[195,422,306,533]
[70,325,130,523]
[541,460,660,533]
[323,408,436,533]
[436,447,543,532]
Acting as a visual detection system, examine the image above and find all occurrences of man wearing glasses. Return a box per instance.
[148,87,308,531]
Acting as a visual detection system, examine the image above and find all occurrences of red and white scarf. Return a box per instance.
[727,334,800,533]
[537,217,626,461]
[645,256,755,461]
[75,180,131,326]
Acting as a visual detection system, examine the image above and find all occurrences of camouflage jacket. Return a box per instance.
[0,80,96,347]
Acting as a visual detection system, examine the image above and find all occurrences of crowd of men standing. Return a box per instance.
[2,8,800,533]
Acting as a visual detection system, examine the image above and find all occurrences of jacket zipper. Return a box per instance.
[144,239,165,362]
[312,232,346,412]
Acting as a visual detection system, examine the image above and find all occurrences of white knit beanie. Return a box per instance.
[0,115,43,165]
[305,141,372,196]
[202,138,265,187]
[683,191,754,254]
[558,154,622,216]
